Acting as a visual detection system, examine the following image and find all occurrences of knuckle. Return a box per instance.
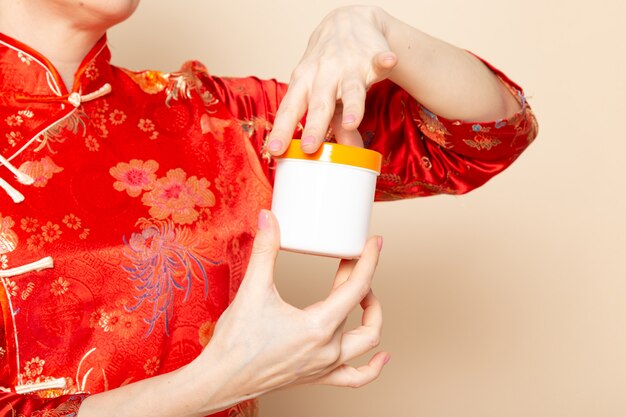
[308,97,334,117]
[368,332,381,349]
[307,315,333,343]
[342,80,366,97]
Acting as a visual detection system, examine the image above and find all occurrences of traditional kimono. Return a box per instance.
[0,33,536,416]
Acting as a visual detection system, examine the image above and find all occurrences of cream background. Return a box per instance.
[109,1,626,416]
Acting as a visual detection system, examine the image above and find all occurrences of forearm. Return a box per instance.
[379,9,521,122]
[77,347,243,417]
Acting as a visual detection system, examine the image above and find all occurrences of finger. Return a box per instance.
[313,351,390,388]
[336,290,383,362]
[332,258,357,290]
[330,110,364,148]
[300,67,339,153]
[241,209,281,289]
[338,77,367,130]
[368,51,398,84]
[267,79,309,156]
[316,236,382,324]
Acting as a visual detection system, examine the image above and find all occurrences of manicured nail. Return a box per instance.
[342,114,356,124]
[383,354,391,365]
[377,236,383,252]
[269,140,282,152]
[258,210,270,230]
[301,136,316,147]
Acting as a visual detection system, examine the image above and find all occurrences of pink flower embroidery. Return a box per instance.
[5,280,18,297]
[143,356,160,376]
[5,114,23,127]
[138,118,155,132]
[24,357,45,378]
[18,156,63,188]
[5,131,22,147]
[62,214,82,230]
[109,109,127,125]
[51,277,70,296]
[84,62,99,80]
[41,221,62,243]
[141,168,215,225]
[99,310,124,332]
[0,214,18,254]
[110,159,159,197]
[85,135,100,152]
[20,217,39,233]
[26,234,45,251]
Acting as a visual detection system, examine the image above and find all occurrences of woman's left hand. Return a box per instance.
[267,6,397,155]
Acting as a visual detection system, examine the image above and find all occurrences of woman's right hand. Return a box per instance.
[192,209,388,413]
[78,209,386,417]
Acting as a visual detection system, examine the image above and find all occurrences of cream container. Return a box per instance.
[271,140,382,258]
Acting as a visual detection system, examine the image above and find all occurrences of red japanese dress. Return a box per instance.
[0,33,537,416]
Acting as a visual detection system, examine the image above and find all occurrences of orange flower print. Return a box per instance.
[79,228,90,240]
[24,357,45,378]
[26,234,45,251]
[5,131,22,147]
[89,309,105,329]
[110,159,159,197]
[5,114,23,127]
[0,347,5,359]
[85,135,100,152]
[1,255,7,269]
[109,109,127,125]
[21,217,39,233]
[18,156,63,188]
[141,168,216,225]
[41,221,62,243]
[117,314,138,339]
[144,356,160,376]
[138,118,155,132]
[62,214,82,230]
[84,61,99,80]
[51,277,70,296]
[122,69,169,94]
[0,214,18,254]
[4,280,18,297]
[99,310,124,332]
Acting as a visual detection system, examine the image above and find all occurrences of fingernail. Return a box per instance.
[383,355,391,365]
[342,114,356,124]
[377,236,383,252]
[301,136,316,147]
[258,210,270,230]
[269,140,282,152]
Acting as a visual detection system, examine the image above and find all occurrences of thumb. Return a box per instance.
[245,209,281,286]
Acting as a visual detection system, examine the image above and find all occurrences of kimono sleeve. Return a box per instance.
[360,58,538,201]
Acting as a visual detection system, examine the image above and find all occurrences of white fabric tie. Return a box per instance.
[67,83,112,108]
[0,256,54,278]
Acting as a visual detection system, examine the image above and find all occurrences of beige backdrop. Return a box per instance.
[109,1,626,416]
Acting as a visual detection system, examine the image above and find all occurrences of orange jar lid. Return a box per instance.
[274,140,382,173]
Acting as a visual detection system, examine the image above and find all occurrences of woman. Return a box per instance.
[0,1,537,416]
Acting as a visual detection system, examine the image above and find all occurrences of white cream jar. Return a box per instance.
[271,140,382,258]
